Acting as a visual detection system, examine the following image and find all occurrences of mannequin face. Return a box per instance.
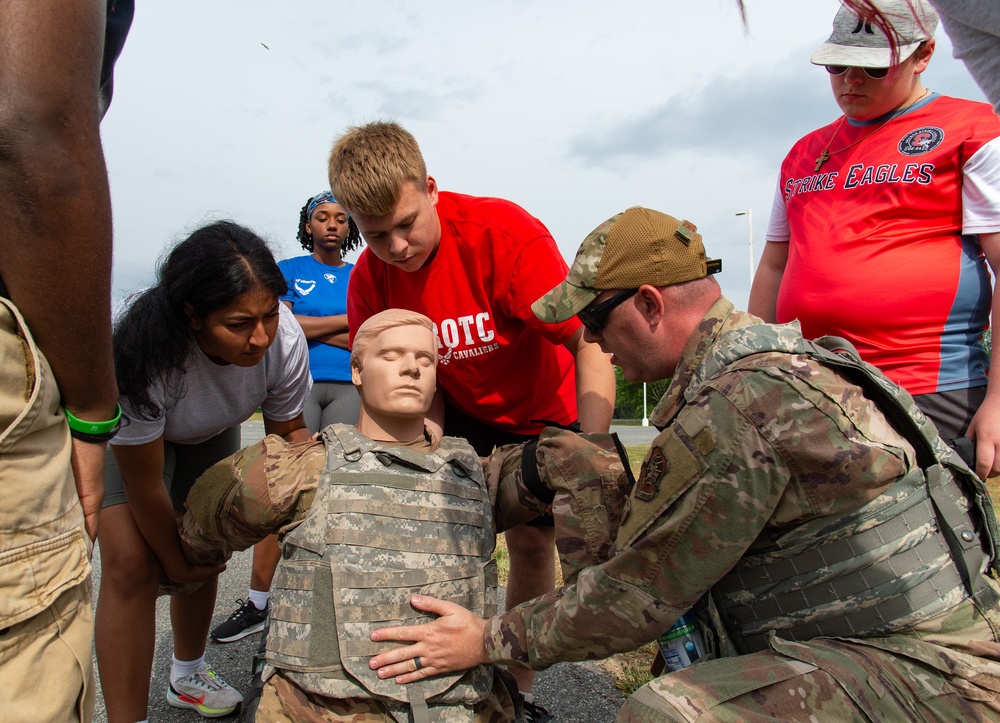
[352,323,437,422]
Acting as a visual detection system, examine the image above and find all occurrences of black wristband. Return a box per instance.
[69,426,121,443]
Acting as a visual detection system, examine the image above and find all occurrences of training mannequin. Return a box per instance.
[178,309,628,722]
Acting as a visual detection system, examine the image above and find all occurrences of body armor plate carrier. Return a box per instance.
[265,424,498,721]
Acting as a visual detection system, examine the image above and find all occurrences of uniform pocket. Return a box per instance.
[0,528,91,629]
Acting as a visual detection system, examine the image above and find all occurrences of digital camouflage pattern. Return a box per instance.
[485,296,1000,720]
[255,671,519,723]
[268,425,497,716]
[179,423,628,721]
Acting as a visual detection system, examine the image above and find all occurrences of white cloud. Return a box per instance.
[101,0,989,309]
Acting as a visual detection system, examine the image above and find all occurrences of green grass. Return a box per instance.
[608,643,658,695]
[625,445,647,478]
[493,535,510,584]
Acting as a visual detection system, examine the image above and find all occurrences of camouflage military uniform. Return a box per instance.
[485,297,1000,721]
[181,424,626,722]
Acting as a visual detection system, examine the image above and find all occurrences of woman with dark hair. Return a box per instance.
[212,191,362,643]
[209,193,365,646]
[95,220,312,722]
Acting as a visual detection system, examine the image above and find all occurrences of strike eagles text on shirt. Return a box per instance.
[784,162,934,201]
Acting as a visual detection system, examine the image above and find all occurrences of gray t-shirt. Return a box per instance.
[114,303,311,446]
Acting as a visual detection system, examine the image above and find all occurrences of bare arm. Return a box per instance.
[314,330,350,349]
[264,413,313,444]
[965,232,1000,478]
[114,441,224,582]
[747,242,789,322]
[564,327,614,432]
[294,313,349,339]
[281,300,350,344]
[0,0,119,539]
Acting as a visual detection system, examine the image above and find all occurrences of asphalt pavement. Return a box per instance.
[90,422,658,722]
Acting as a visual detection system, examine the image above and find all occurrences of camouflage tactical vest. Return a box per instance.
[265,424,498,721]
[696,324,1000,654]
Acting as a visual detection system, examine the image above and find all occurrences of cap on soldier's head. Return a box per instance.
[531,207,722,324]
[810,0,937,69]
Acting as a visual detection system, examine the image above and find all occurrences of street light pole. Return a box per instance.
[642,382,648,426]
[735,209,754,285]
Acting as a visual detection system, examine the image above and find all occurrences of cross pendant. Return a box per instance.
[814,148,830,172]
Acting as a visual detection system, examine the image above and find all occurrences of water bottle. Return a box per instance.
[656,612,706,672]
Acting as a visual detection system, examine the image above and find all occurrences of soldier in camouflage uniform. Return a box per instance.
[178,309,629,722]
[367,207,1000,721]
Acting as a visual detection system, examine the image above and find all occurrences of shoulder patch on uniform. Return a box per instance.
[618,431,705,550]
[637,447,668,501]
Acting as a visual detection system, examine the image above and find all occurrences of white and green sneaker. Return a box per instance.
[166,665,242,718]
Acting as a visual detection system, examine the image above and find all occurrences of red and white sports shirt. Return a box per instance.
[767,94,1000,395]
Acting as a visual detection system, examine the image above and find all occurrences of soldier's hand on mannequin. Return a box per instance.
[369,595,490,682]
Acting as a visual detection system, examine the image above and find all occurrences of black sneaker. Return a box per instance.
[522,698,554,723]
[211,598,269,643]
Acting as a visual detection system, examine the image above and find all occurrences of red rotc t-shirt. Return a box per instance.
[768,94,1000,395]
[348,191,581,435]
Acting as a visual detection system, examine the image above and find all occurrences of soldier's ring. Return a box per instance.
[413,657,424,671]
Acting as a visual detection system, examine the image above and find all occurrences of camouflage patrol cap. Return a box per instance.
[532,207,722,323]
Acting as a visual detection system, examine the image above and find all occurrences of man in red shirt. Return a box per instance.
[749,0,1000,479]
[329,121,614,716]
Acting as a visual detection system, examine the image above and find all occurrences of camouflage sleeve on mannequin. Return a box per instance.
[483,429,631,563]
[484,363,910,669]
[179,435,326,565]
[536,429,633,585]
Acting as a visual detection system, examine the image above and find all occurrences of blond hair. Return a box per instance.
[328,121,428,216]
[351,309,437,371]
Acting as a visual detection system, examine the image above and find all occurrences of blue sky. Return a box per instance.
[101,1,986,309]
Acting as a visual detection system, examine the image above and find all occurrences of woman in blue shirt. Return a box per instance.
[279,191,364,429]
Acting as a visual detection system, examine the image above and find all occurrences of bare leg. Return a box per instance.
[249,534,281,593]
[95,504,162,723]
[502,524,556,693]
[171,575,219,662]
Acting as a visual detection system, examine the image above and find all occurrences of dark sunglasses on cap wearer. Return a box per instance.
[825,65,890,79]
[577,289,638,333]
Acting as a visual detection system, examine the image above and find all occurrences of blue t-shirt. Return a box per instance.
[278,255,353,382]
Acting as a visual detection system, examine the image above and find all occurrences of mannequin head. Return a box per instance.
[351,309,438,441]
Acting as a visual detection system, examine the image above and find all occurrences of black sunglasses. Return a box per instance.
[577,289,638,333]
[825,65,889,79]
